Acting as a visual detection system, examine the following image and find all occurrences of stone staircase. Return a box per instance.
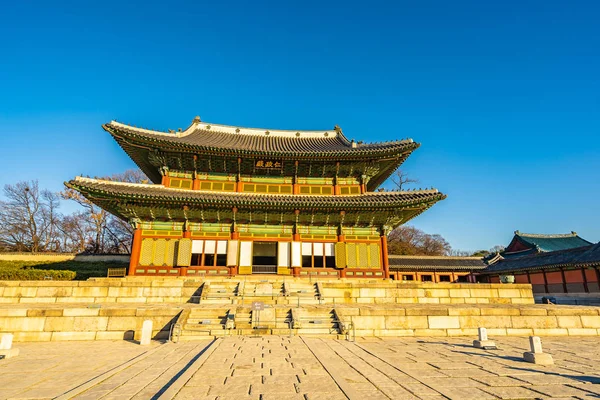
[200,282,239,304]
[293,307,342,336]
[178,307,230,340]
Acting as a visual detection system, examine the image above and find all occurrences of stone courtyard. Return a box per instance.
[1,336,600,399]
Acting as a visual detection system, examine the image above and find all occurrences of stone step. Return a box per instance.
[186,320,225,326]
[201,299,234,304]
[184,324,224,331]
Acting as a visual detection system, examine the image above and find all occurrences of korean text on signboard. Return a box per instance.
[255,160,282,169]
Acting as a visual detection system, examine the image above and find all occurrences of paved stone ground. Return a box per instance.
[1,337,600,399]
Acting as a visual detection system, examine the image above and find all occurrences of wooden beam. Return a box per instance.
[582,267,589,293]
[560,267,568,293]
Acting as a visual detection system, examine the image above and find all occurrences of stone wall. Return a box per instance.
[0,280,532,305]
[336,304,600,337]
[0,253,129,262]
[0,306,181,342]
[320,282,534,305]
[0,280,200,304]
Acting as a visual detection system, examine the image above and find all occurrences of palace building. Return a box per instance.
[66,117,445,278]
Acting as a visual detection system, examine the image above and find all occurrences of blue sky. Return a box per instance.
[1,1,598,252]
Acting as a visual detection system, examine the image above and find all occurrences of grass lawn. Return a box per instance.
[0,260,129,281]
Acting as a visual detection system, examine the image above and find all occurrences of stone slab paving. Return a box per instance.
[2,337,600,399]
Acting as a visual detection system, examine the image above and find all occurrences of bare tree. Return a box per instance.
[0,180,62,252]
[450,249,472,256]
[61,169,147,254]
[390,169,418,191]
[489,245,505,254]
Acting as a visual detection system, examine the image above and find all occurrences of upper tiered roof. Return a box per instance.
[103,117,420,187]
[104,117,417,157]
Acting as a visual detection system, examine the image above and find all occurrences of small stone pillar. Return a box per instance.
[0,334,19,359]
[523,336,553,365]
[140,320,153,345]
[473,327,496,349]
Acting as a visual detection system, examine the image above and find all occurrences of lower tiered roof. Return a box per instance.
[65,177,446,229]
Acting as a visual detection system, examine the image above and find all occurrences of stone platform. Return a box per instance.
[2,303,600,342]
[2,278,600,341]
[0,278,534,305]
[2,336,600,399]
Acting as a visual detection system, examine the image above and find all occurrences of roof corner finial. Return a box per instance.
[571,231,577,235]
[193,116,201,124]
[514,230,520,235]
[334,125,342,133]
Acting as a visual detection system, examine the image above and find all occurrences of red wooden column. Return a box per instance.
[161,175,170,187]
[381,233,390,279]
[293,161,299,194]
[338,233,346,278]
[230,230,239,276]
[230,208,239,275]
[129,228,143,276]
[292,232,301,277]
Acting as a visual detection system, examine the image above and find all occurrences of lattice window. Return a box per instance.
[139,239,154,266]
[242,183,292,194]
[346,243,358,268]
[357,243,369,268]
[168,178,193,190]
[199,181,236,192]
[339,186,361,195]
[177,239,192,267]
[369,243,381,268]
[298,185,333,195]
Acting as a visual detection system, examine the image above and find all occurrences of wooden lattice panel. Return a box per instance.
[164,240,176,267]
[335,243,346,268]
[177,238,192,266]
[139,239,154,266]
[369,243,381,268]
[357,243,369,268]
[153,239,167,266]
[346,243,358,268]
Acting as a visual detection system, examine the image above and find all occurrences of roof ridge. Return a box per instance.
[109,118,345,140]
[107,117,417,146]
[515,231,579,238]
[387,255,482,260]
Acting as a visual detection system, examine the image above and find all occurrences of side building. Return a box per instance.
[481,231,600,302]
[66,117,445,278]
[389,255,486,283]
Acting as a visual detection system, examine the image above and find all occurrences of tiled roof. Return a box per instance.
[483,243,600,274]
[389,255,486,271]
[103,119,418,158]
[507,231,592,253]
[65,177,446,210]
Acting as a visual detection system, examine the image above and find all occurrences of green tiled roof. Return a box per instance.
[483,242,600,274]
[513,231,592,253]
